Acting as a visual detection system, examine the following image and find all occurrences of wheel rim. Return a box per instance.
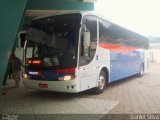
[140,67,143,75]
[98,75,105,90]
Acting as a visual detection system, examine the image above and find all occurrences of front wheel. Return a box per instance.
[93,70,106,94]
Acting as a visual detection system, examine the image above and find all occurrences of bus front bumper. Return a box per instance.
[23,79,80,93]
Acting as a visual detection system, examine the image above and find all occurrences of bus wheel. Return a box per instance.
[138,64,144,77]
[94,70,106,94]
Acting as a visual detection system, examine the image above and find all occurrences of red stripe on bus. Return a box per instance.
[99,43,137,52]
[52,68,75,73]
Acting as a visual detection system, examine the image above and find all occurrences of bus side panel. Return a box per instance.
[109,50,144,82]
[97,47,111,80]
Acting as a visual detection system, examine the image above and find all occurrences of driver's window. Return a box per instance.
[79,15,97,66]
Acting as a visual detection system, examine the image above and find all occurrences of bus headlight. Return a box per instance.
[22,73,30,79]
[58,75,76,81]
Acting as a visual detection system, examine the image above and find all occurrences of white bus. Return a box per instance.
[23,12,149,94]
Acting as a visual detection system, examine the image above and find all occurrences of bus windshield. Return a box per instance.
[25,14,81,68]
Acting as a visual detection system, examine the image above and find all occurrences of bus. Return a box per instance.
[22,12,149,94]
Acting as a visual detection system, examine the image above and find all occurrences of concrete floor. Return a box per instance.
[0,63,160,120]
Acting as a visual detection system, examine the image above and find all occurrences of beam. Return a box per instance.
[26,0,94,11]
[25,10,84,17]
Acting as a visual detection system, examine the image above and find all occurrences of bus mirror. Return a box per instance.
[80,24,90,47]
[17,31,27,49]
[83,31,91,48]
[83,31,91,57]
[81,24,86,31]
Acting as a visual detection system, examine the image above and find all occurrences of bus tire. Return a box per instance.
[93,70,106,94]
[138,64,144,77]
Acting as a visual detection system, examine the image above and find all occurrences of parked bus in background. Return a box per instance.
[22,12,149,94]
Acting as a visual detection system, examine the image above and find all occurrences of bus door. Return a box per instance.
[78,15,99,91]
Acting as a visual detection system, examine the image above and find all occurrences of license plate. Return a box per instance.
[39,83,48,88]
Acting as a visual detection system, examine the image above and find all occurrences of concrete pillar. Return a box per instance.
[0,0,27,89]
